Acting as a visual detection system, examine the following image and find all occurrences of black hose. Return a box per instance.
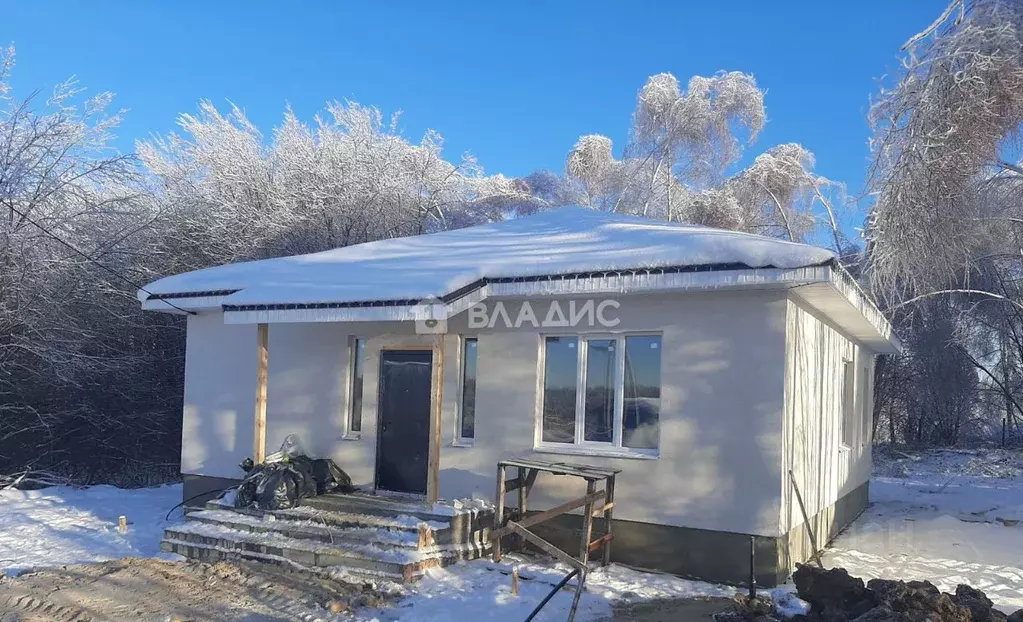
[524,568,580,622]
[164,485,237,521]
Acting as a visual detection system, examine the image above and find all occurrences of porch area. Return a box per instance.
[162,490,494,583]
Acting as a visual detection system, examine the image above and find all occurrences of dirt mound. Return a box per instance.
[792,564,1023,622]
[0,557,387,621]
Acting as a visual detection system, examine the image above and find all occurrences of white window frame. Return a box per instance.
[840,358,855,449]
[454,336,478,447]
[343,336,366,440]
[861,359,873,447]
[535,331,661,458]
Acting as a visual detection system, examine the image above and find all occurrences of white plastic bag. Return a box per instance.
[265,434,306,463]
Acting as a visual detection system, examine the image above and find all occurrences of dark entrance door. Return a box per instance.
[376,349,433,495]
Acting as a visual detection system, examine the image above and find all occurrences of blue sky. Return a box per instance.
[4,1,943,225]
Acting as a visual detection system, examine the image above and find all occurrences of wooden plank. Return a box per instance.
[523,468,539,495]
[253,323,268,463]
[504,469,540,494]
[517,466,526,551]
[587,533,615,553]
[426,339,443,503]
[579,480,596,565]
[591,502,615,517]
[602,474,616,567]
[506,522,586,572]
[788,469,824,569]
[492,490,605,539]
[497,458,620,478]
[493,463,506,561]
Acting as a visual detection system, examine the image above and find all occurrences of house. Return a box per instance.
[139,207,900,586]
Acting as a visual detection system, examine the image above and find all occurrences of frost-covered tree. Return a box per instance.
[0,45,182,479]
[866,0,1023,300]
[866,0,1023,444]
[546,71,846,248]
[139,100,535,269]
[0,49,546,481]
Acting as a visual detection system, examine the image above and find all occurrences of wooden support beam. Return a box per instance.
[253,323,268,463]
[602,474,616,567]
[587,533,615,553]
[506,522,586,572]
[591,502,615,517]
[493,463,506,561]
[517,466,527,551]
[492,490,606,539]
[788,469,824,569]
[504,469,540,494]
[427,339,443,503]
[579,480,596,565]
[523,468,539,495]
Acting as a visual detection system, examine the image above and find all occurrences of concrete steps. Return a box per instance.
[162,493,493,583]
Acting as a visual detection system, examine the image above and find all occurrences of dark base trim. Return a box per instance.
[182,473,242,508]
[525,514,786,588]
[181,473,869,587]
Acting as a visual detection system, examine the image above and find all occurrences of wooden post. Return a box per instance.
[493,463,506,561]
[253,323,268,463]
[517,466,527,552]
[788,469,823,568]
[601,473,616,566]
[749,535,757,597]
[580,479,596,566]
[427,338,444,502]
[511,568,519,596]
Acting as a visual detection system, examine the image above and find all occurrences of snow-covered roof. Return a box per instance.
[140,207,835,306]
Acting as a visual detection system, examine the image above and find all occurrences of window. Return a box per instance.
[347,337,366,434]
[541,336,578,443]
[540,334,662,453]
[583,339,616,443]
[841,359,854,447]
[458,337,478,442]
[861,363,872,445]
[622,335,662,450]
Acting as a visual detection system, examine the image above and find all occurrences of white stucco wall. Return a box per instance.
[181,312,258,479]
[781,297,874,541]
[180,290,795,536]
[434,291,789,536]
[263,323,349,470]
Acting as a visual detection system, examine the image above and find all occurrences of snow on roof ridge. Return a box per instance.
[139,207,836,306]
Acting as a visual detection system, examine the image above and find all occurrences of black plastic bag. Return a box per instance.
[233,454,356,510]
[255,465,298,510]
[287,456,319,499]
[311,458,355,494]
[234,462,265,508]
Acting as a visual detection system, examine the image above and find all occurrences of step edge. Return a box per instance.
[162,528,467,565]
[160,538,413,582]
[186,514,432,549]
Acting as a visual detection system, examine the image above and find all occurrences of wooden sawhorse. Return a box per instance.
[491,458,621,620]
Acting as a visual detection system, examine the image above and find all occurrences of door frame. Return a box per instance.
[374,342,444,502]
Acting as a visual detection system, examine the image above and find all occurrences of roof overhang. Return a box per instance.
[141,262,900,355]
[789,265,901,355]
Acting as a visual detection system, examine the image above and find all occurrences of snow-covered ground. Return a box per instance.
[357,556,740,621]
[0,482,741,620]
[2,449,1021,619]
[0,484,182,575]
[823,447,1023,614]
